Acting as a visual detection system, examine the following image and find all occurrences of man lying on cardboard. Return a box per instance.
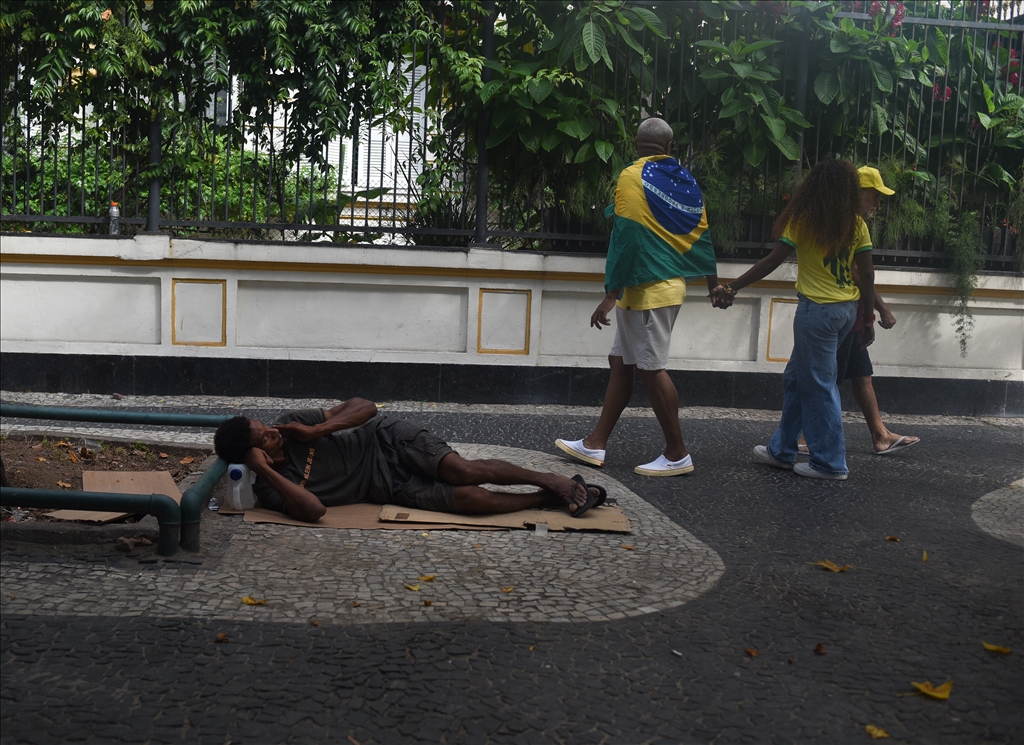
[213,398,605,523]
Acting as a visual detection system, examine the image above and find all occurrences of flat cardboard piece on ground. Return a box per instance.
[240,504,496,531]
[48,471,181,523]
[379,504,631,532]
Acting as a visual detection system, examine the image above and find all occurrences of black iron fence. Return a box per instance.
[1,1,1020,272]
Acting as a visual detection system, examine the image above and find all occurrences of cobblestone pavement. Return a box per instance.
[2,392,1022,745]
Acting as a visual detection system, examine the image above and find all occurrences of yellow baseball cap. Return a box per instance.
[857,166,895,195]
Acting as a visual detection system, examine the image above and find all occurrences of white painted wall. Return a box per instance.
[1,234,1021,383]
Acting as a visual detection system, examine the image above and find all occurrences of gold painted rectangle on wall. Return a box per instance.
[478,289,531,355]
[766,297,798,363]
[171,279,226,346]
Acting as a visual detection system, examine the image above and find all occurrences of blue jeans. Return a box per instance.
[768,295,858,475]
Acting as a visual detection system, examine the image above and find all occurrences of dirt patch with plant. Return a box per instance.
[1,435,211,523]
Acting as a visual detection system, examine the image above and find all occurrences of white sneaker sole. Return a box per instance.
[794,463,848,480]
[633,463,695,477]
[753,445,793,470]
[555,439,605,467]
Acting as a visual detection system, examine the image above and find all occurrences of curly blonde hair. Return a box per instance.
[773,160,861,260]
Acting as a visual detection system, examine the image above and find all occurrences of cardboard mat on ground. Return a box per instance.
[379,504,630,532]
[225,503,630,532]
[48,471,181,523]
[232,504,495,530]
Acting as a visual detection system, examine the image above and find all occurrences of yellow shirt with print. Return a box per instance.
[781,216,872,305]
[616,278,686,310]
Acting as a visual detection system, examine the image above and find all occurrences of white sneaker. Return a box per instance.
[753,445,793,470]
[634,454,694,476]
[555,439,605,467]
[794,462,848,480]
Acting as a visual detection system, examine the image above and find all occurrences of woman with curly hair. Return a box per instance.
[711,159,875,479]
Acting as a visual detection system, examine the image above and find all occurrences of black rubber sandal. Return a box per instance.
[568,474,597,518]
[588,482,607,507]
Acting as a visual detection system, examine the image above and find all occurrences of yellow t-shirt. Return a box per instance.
[781,216,872,304]
[616,278,687,310]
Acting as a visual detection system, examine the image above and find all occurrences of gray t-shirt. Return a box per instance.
[253,408,391,514]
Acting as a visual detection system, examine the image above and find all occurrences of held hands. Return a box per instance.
[879,308,897,329]
[708,285,734,309]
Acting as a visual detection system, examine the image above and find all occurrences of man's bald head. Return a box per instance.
[635,117,674,156]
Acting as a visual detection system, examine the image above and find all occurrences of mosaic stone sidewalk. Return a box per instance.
[972,478,1024,548]
[0,443,724,624]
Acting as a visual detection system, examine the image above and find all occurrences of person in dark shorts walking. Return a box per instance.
[799,167,920,456]
[213,398,602,523]
[836,167,919,454]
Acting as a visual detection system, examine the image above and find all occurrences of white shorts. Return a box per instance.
[609,305,681,370]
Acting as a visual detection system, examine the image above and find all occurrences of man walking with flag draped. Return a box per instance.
[556,117,727,477]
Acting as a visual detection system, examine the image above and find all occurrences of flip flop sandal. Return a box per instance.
[587,482,607,507]
[874,436,919,455]
[568,474,597,518]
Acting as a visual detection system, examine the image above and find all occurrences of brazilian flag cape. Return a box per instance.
[604,155,717,294]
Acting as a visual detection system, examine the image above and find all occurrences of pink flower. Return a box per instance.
[1011,71,1020,86]
[869,0,882,18]
[892,3,905,27]
[933,83,952,102]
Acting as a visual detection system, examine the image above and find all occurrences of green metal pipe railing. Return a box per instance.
[1,403,234,553]
[0,488,181,555]
[179,457,227,552]
[0,404,231,428]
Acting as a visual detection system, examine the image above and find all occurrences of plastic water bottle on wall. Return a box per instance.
[225,464,255,510]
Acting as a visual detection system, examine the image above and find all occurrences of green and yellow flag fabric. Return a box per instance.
[604,155,717,294]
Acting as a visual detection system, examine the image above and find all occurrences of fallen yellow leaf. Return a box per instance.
[405,584,420,592]
[68,451,79,463]
[806,559,852,572]
[529,645,536,651]
[911,680,952,700]
[352,601,361,607]
[865,724,890,739]
[36,457,46,462]
[502,587,515,593]
[421,532,430,537]
[418,574,436,582]
[472,544,483,549]
[423,600,432,607]
[885,535,899,542]
[310,620,320,627]
[56,481,71,489]
[241,596,267,605]
[179,456,194,464]
[620,544,636,550]
[159,453,168,459]
[983,642,1011,654]
[215,632,229,643]
[922,550,928,561]
[743,647,759,657]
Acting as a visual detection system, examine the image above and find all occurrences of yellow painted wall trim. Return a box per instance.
[0,253,603,284]
[170,278,227,346]
[765,298,798,363]
[477,289,531,355]
[2,253,1021,300]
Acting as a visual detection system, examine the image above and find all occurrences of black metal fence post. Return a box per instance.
[472,0,496,247]
[146,112,162,232]
[794,7,811,171]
